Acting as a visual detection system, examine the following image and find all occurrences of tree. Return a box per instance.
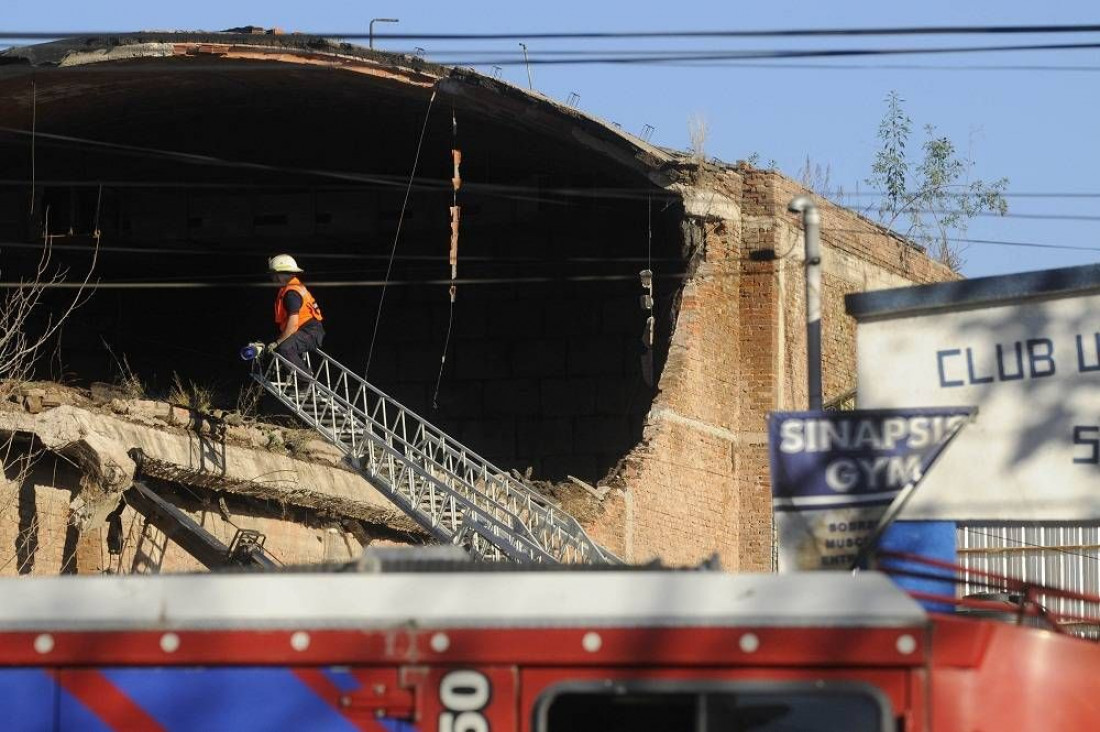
[867,91,1008,272]
[0,217,97,404]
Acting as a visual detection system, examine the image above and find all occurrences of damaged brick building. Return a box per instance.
[0,31,954,573]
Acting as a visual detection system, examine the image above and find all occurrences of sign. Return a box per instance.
[856,288,1100,520]
[769,409,971,571]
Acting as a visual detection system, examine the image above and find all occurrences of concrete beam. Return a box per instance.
[0,405,416,531]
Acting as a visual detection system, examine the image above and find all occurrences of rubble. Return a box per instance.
[0,390,419,537]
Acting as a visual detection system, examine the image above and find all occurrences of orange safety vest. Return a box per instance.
[275,277,324,332]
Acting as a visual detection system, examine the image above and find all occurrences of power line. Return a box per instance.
[663,61,1100,73]
[815,230,1100,254]
[428,41,1100,66]
[7,23,1100,41]
[3,37,1100,67]
[962,527,1100,564]
[0,240,683,263]
[0,129,677,205]
[6,176,1100,204]
[822,190,1100,200]
[364,89,437,380]
[4,57,1099,75]
[11,225,1100,288]
[0,126,412,190]
[0,272,695,289]
[930,236,1100,253]
[5,226,1100,265]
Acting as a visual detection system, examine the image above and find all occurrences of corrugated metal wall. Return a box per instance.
[957,523,1100,636]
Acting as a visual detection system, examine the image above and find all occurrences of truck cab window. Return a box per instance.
[537,683,890,732]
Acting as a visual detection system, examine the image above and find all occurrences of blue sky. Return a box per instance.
[5,0,1100,277]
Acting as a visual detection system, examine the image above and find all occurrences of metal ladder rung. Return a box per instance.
[251,349,618,565]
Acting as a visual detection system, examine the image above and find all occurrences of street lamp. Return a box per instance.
[518,42,534,90]
[369,18,399,50]
[788,196,823,410]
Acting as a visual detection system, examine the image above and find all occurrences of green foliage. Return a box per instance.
[870,91,911,214]
[867,91,1008,271]
[743,152,777,170]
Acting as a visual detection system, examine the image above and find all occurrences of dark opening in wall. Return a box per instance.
[0,53,685,483]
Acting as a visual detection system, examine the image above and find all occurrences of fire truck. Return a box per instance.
[0,547,1097,731]
[2,345,1097,729]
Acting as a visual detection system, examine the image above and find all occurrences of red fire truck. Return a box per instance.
[0,548,1096,731]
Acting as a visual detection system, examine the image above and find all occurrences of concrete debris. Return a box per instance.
[22,391,43,414]
[299,439,345,467]
[90,382,129,404]
[0,403,416,533]
[567,474,611,500]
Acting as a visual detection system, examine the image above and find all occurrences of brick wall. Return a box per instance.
[590,166,957,569]
[420,279,654,482]
[4,166,955,574]
[43,185,683,487]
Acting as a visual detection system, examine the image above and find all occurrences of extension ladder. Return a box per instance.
[251,349,619,565]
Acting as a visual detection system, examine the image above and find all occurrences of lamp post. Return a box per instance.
[518,42,534,90]
[369,18,399,50]
[788,196,823,410]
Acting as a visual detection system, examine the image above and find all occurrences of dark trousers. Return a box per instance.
[275,323,325,375]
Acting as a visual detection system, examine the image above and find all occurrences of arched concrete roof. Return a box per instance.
[0,31,677,186]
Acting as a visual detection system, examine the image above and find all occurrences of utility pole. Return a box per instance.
[369,18,399,50]
[788,196,823,410]
[519,42,534,90]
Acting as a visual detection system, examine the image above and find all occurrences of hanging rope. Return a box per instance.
[433,105,461,410]
[363,87,438,380]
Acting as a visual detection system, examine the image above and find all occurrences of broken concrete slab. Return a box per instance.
[90,382,128,404]
[0,407,137,530]
[22,393,43,415]
[0,405,416,532]
[299,439,345,467]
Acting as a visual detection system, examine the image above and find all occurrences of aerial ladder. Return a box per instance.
[248,348,619,565]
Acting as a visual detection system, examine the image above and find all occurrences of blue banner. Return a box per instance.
[769,408,973,571]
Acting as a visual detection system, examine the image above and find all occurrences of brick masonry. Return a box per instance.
[0,165,954,575]
[0,453,382,576]
[588,166,956,570]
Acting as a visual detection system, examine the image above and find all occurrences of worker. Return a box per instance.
[268,254,325,374]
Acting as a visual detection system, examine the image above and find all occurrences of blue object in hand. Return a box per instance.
[239,342,265,361]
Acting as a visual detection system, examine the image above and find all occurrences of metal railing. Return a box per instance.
[251,349,619,565]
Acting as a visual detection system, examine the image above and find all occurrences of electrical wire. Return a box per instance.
[662,61,1100,73]
[4,57,1100,74]
[0,240,684,264]
[438,41,1100,66]
[7,174,1100,205]
[3,230,1100,289]
[820,230,1100,254]
[1,127,1096,216]
[962,527,1100,564]
[8,23,1100,41]
[319,40,1100,67]
[0,272,695,289]
[364,86,435,380]
[3,35,1100,68]
[0,128,681,206]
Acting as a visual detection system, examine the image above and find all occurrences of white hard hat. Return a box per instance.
[268,254,303,273]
